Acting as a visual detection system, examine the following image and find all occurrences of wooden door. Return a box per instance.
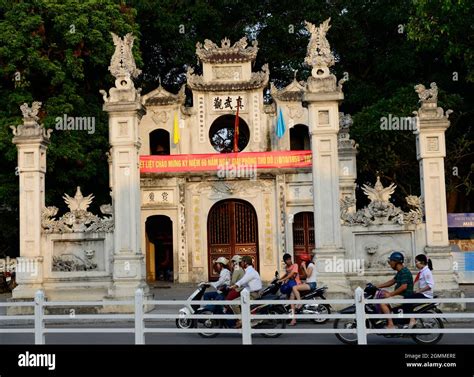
[292,212,315,278]
[207,200,258,280]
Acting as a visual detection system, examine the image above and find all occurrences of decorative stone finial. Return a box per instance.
[10,102,52,141]
[415,82,438,104]
[101,33,144,104]
[304,18,335,78]
[108,32,141,79]
[413,82,452,121]
[20,102,42,123]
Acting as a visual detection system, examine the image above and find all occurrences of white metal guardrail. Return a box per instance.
[0,287,473,345]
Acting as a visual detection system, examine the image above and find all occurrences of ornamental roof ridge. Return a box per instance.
[142,83,185,106]
[196,36,259,64]
[186,64,269,92]
[270,75,305,102]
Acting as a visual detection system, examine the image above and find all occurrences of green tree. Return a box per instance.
[0,0,140,256]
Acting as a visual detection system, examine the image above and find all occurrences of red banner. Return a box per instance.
[140,151,312,173]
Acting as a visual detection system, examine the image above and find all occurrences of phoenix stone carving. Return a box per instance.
[304,18,335,70]
[109,32,141,79]
[63,186,94,212]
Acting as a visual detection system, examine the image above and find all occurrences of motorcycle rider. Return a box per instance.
[230,255,245,287]
[405,254,434,328]
[289,254,317,326]
[277,253,301,296]
[228,255,263,328]
[203,257,231,313]
[376,251,414,329]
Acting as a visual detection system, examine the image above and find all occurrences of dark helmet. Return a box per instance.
[389,251,404,263]
[364,283,377,297]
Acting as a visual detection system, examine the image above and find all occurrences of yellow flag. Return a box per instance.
[173,112,180,144]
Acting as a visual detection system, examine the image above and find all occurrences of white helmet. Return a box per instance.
[231,255,242,263]
[215,257,229,266]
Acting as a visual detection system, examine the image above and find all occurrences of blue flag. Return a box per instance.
[276,109,286,139]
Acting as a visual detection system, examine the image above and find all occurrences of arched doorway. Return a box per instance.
[290,124,310,151]
[207,199,258,280]
[145,215,173,282]
[292,211,315,278]
[149,129,170,155]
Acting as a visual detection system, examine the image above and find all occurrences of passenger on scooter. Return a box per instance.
[375,251,414,329]
[228,255,263,327]
[404,254,434,329]
[289,254,317,326]
[230,255,245,286]
[203,257,231,313]
[278,253,301,296]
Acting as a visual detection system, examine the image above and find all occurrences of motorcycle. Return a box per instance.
[176,282,211,329]
[178,278,286,338]
[264,272,332,324]
[284,285,332,324]
[334,283,445,345]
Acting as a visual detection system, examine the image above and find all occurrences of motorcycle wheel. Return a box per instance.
[7,280,17,292]
[334,318,360,345]
[261,308,286,338]
[310,301,331,324]
[175,317,195,329]
[412,309,444,345]
[195,309,220,338]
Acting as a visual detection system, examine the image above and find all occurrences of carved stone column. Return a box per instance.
[101,33,149,302]
[10,102,52,299]
[338,113,358,214]
[177,178,189,282]
[414,83,460,302]
[302,19,350,297]
[276,175,287,255]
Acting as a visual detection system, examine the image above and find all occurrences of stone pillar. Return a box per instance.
[414,83,460,301]
[338,113,358,214]
[101,33,149,302]
[10,102,52,299]
[302,19,350,297]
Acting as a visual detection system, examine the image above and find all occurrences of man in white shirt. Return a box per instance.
[230,256,262,295]
[203,257,231,313]
[228,255,262,323]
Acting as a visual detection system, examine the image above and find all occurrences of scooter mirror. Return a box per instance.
[275,271,279,278]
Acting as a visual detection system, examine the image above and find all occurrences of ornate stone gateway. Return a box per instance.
[9,20,461,304]
[207,200,258,280]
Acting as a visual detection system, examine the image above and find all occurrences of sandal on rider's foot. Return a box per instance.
[403,322,416,329]
[289,319,297,326]
[234,320,242,329]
